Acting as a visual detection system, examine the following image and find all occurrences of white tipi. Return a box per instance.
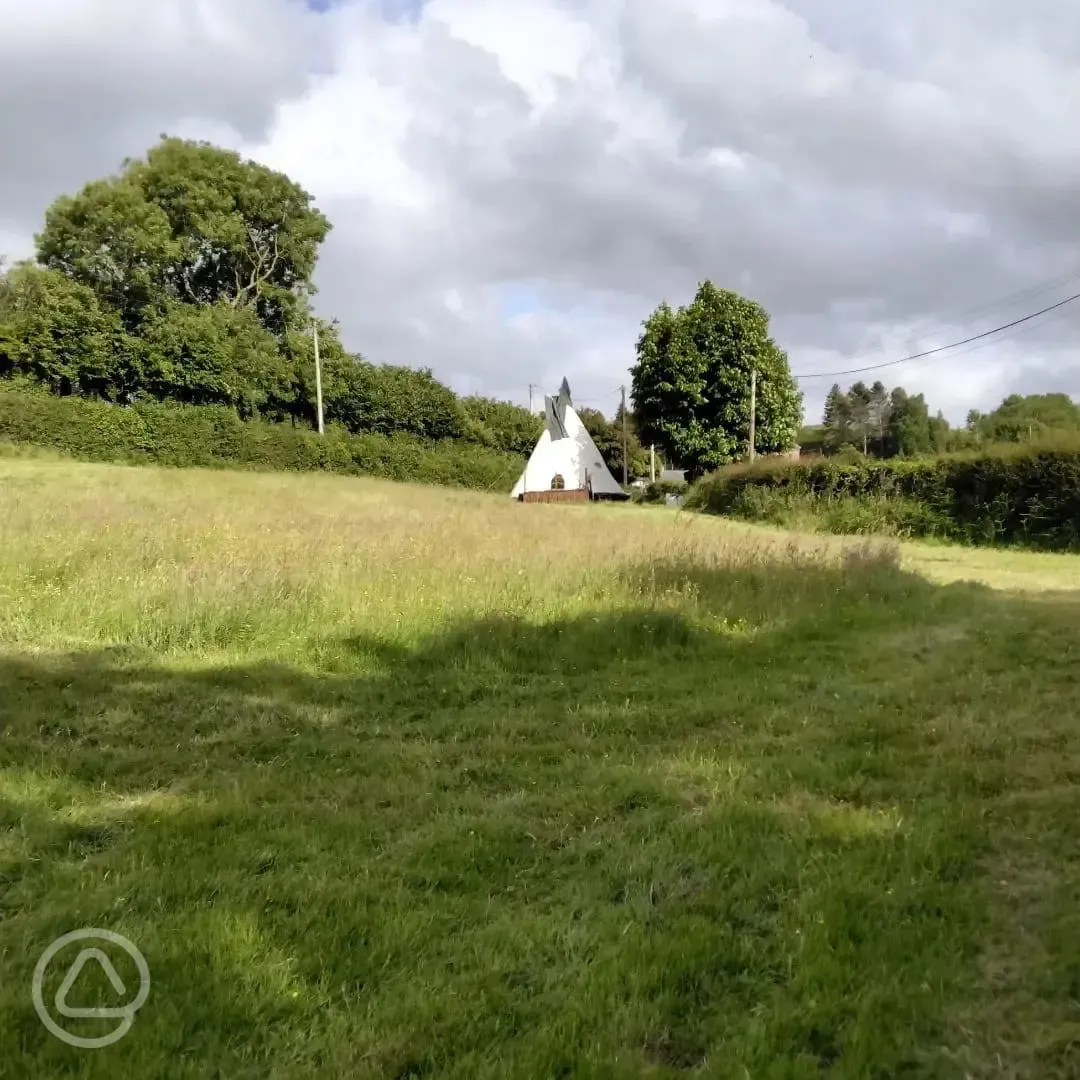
[510,378,629,501]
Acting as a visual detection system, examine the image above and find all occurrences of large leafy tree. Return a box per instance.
[630,282,802,479]
[36,137,330,339]
[884,387,932,456]
[3,137,334,415]
[3,135,616,453]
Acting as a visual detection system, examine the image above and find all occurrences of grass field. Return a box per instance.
[1,457,1078,1079]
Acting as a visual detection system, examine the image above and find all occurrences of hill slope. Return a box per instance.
[1,460,1077,1078]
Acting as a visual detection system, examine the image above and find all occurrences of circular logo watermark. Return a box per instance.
[32,928,150,1049]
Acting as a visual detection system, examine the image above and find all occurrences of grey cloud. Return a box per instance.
[615,0,1080,308]
[2,0,1079,425]
[0,0,326,226]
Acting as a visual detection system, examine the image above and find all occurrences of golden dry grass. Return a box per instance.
[0,459,906,656]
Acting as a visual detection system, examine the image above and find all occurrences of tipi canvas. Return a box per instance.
[510,379,629,500]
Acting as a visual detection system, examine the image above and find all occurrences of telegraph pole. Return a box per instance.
[748,368,757,463]
[650,444,656,483]
[621,385,629,485]
[313,320,324,435]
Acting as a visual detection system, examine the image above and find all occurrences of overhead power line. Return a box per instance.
[926,295,1080,365]
[902,267,1080,334]
[792,290,1080,380]
[541,271,1080,405]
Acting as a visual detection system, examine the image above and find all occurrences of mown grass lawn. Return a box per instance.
[0,457,1078,1079]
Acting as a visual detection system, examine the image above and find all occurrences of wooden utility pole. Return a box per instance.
[748,368,757,463]
[650,444,656,483]
[621,385,629,485]
[313,321,324,435]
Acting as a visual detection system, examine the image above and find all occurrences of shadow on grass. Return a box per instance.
[1,556,1078,1078]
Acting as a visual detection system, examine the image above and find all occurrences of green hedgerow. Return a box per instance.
[687,446,1080,550]
[0,386,524,491]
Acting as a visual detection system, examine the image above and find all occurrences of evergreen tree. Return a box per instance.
[821,383,852,450]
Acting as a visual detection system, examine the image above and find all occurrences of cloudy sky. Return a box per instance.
[2,0,1079,424]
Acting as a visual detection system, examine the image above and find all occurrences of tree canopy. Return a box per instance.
[0,135,541,450]
[969,393,1080,443]
[816,382,1080,460]
[630,282,802,479]
[9,135,1078,474]
[36,137,330,338]
[821,381,951,458]
[0,137,336,418]
[578,404,649,481]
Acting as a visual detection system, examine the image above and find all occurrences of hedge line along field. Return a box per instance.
[687,443,1080,550]
[0,385,525,491]
[1,457,1078,1079]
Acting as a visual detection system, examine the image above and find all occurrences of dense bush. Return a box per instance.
[460,395,542,455]
[0,265,142,399]
[0,387,523,490]
[0,266,482,443]
[324,361,468,441]
[633,478,688,504]
[138,300,294,415]
[687,442,1080,549]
